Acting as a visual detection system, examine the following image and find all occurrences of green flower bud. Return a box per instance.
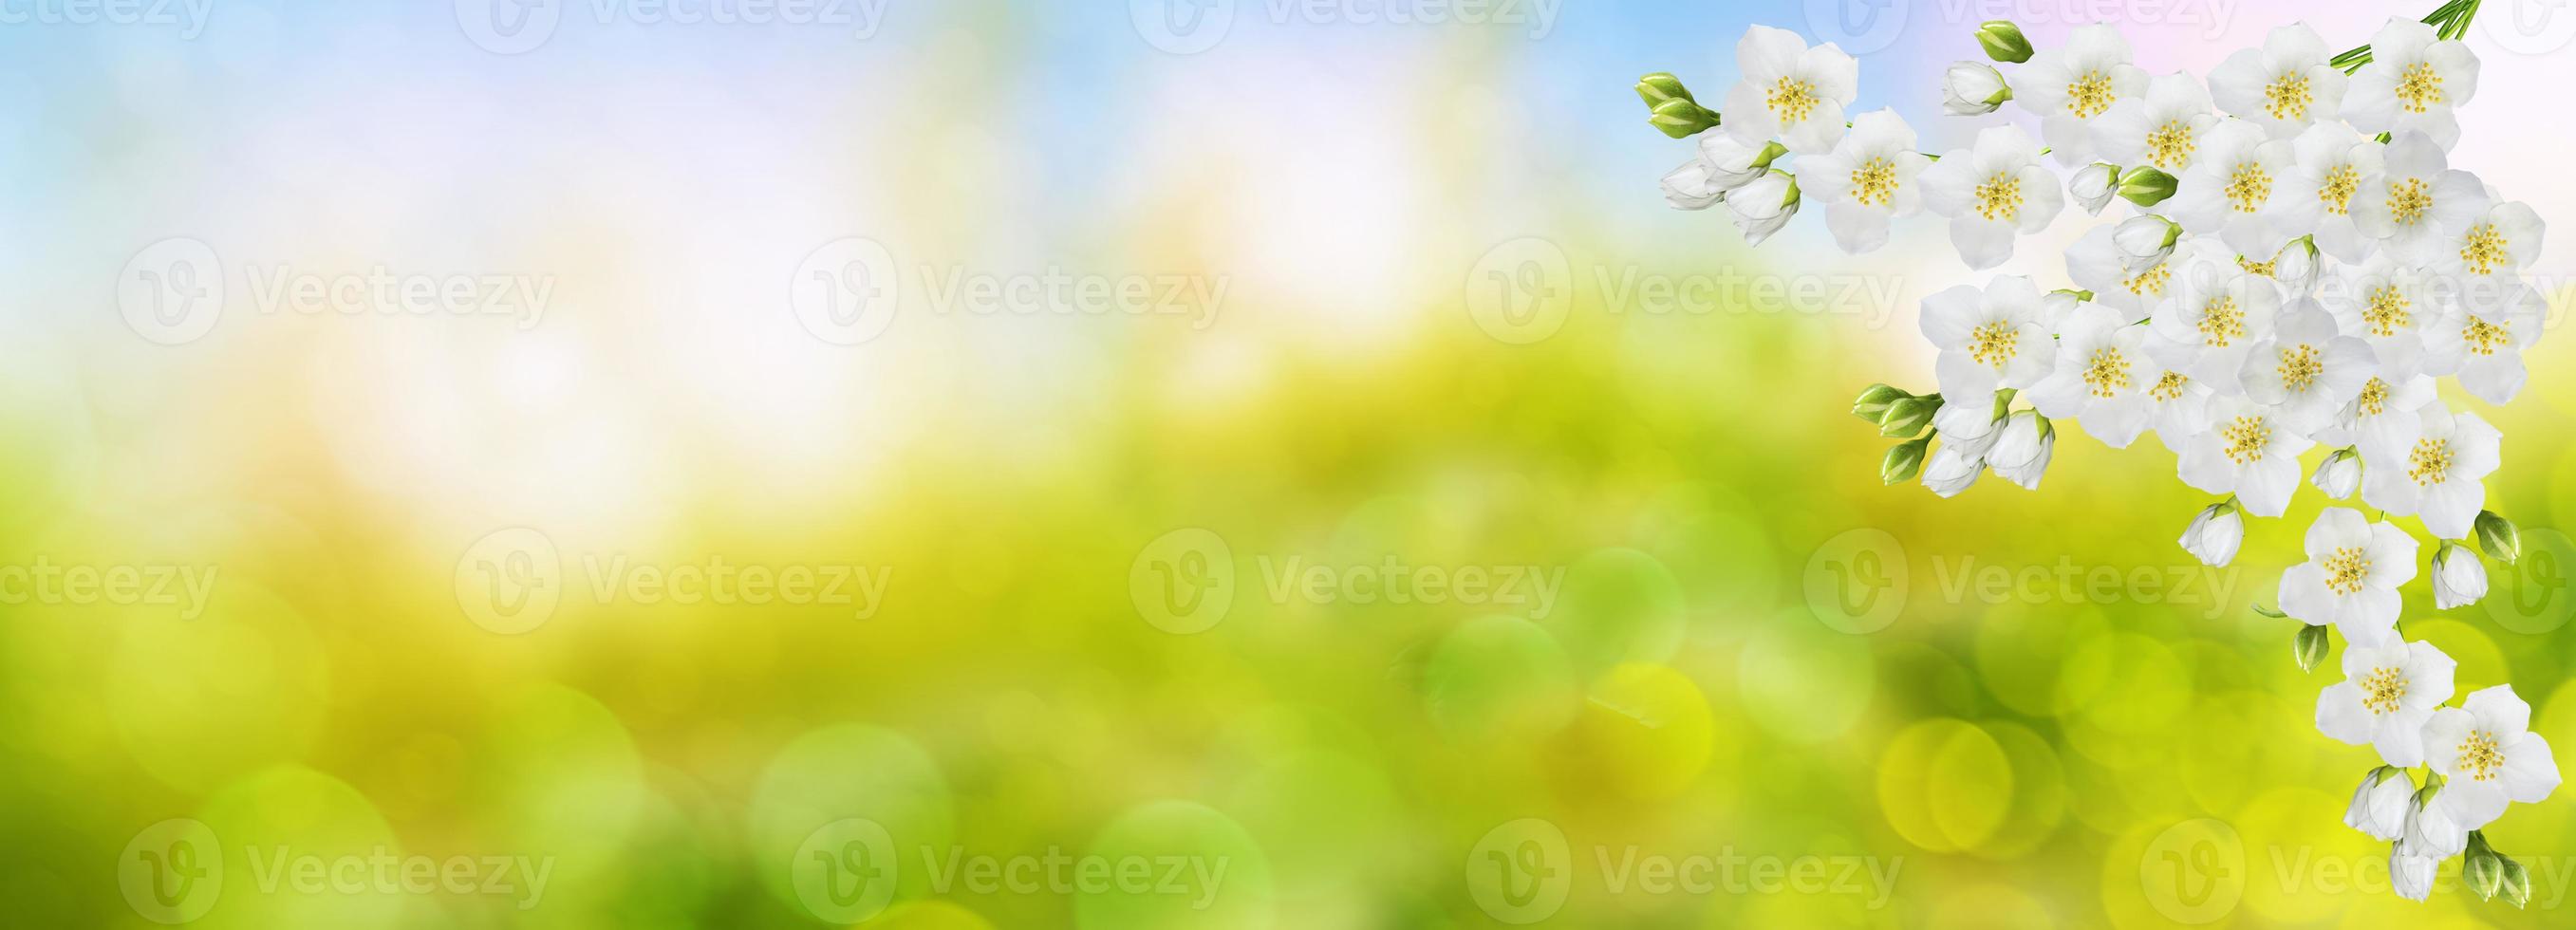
[1976,21,2033,64]
[1878,396,1941,438]
[1649,98,1720,139]
[2117,166,2179,207]
[1635,72,1695,107]
[2476,510,2521,565]
[1852,383,1910,423]
[2502,857,2532,908]
[1883,436,1932,485]
[2466,832,2505,901]
[2295,623,2330,673]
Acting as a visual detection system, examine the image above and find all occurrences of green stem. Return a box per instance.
[2336,0,2482,73]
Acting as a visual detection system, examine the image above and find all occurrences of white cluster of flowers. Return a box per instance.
[1646,8,2558,905]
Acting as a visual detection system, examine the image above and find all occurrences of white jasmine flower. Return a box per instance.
[2343,16,2481,149]
[2179,395,2314,516]
[2391,851,2438,901]
[2149,239,2282,394]
[2138,332,2215,454]
[1661,158,1727,210]
[2266,236,2322,298]
[1920,124,2065,270]
[1922,426,1999,498]
[2240,300,2375,435]
[2070,162,2120,215]
[2013,24,2148,164]
[2113,214,2181,274]
[2275,122,2384,261]
[1932,387,2006,445]
[2322,253,2437,379]
[2179,500,2244,567]
[1725,169,1801,245]
[1988,410,2054,489]
[1803,109,1925,253]
[2320,373,2436,454]
[2345,768,2416,841]
[2211,23,2350,139]
[2318,638,2454,763]
[2282,508,2420,647]
[2163,120,2297,255]
[2097,72,2218,174]
[2353,132,2490,266]
[2403,789,2472,860]
[2421,685,2561,829]
[2029,302,2156,448]
[2434,539,2490,609]
[2439,201,2543,283]
[1943,61,2009,116]
[2066,222,2175,315]
[2361,403,2499,540]
[1921,275,2055,398]
[1722,25,1857,155]
[2422,281,2545,404]
[2313,447,2361,499]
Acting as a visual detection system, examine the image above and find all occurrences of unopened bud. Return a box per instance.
[1975,21,2033,64]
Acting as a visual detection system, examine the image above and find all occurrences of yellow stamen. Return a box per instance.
[2222,415,2269,463]
[1973,173,2024,221]
[2265,71,2312,121]
[1766,76,1819,123]
[2408,437,2452,486]
[2396,61,2445,115]
[2083,346,2133,399]
[2066,69,2117,119]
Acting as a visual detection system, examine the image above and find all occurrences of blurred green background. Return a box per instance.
[9,0,2576,927]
